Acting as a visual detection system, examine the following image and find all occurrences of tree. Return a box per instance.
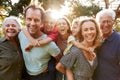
[66,0,102,20]
[39,0,64,10]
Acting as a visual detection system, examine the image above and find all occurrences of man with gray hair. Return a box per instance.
[93,9,120,80]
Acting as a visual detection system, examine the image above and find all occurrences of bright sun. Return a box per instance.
[11,0,19,5]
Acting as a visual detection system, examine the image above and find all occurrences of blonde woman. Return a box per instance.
[56,18,101,80]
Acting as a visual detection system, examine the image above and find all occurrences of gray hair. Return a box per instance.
[96,9,116,23]
[2,16,21,29]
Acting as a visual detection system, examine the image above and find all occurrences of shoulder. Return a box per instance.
[41,34,47,38]
[71,46,81,51]
[68,35,75,39]
[114,31,120,43]
[18,31,24,36]
[69,46,82,56]
[0,37,7,43]
[67,35,75,42]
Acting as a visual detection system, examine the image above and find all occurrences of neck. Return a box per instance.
[82,40,93,48]
[31,31,43,39]
[7,36,19,48]
[59,33,70,40]
[103,30,113,39]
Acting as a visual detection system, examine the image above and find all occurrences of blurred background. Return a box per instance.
[0,0,120,37]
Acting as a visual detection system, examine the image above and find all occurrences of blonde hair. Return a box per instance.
[79,18,101,45]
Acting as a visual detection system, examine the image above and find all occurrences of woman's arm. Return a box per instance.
[56,62,66,74]
[72,41,89,51]
[66,69,74,80]
[22,28,40,46]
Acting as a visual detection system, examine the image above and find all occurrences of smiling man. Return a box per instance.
[18,4,60,80]
[93,9,120,80]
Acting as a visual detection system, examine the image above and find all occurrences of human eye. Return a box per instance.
[64,22,67,25]
[27,18,31,21]
[90,27,95,30]
[12,24,16,27]
[107,20,113,24]
[83,28,88,31]
[5,24,10,27]
[35,19,40,23]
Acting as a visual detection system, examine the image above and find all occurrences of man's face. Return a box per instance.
[25,8,42,36]
[99,15,114,38]
[3,19,20,39]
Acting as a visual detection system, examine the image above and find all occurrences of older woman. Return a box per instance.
[57,18,101,80]
[0,16,25,80]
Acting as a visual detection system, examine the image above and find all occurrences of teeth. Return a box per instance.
[87,35,94,40]
[7,30,15,33]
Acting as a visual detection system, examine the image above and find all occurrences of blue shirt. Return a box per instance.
[94,31,120,80]
[18,31,60,75]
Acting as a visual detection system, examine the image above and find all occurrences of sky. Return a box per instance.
[10,0,120,10]
[11,0,19,5]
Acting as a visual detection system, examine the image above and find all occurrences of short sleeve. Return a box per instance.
[67,35,75,43]
[48,42,60,57]
[48,27,58,42]
[60,47,77,69]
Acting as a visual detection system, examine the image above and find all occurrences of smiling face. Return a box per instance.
[3,19,20,39]
[99,15,114,38]
[25,8,42,37]
[81,21,97,44]
[56,18,70,36]
[44,17,55,33]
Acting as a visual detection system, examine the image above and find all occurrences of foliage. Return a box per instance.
[39,0,64,10]
[68,0,102,20]
[0,0,31,16]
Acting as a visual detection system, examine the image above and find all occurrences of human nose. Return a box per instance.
[88,29,92,34]
[48,23,51,26]
[31,20,35,25]
[104,22,109,26]
[8,25,14,28]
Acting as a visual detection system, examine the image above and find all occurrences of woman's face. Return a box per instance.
[3,19,20,39]
[81,21,97,43]
[56,18,70,36]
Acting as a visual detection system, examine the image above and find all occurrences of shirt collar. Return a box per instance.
[105,30,116,42]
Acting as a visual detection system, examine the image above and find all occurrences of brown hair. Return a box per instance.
[56,16,71,34]
[24,4,45,23]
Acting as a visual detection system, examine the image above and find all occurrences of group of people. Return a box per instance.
[0,2,120,80]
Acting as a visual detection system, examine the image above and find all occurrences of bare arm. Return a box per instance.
[66,69,74,80]
[22,28,40,46]
[71,40,89,51]
[38,37,53,46]
[56,62,74,80]
[56,62,66,74]
[22,28,53,46]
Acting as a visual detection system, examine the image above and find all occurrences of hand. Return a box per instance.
[88,47,94,52]
[30,39,40,47]
[87,47,96,60]
[25,44,33,51]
